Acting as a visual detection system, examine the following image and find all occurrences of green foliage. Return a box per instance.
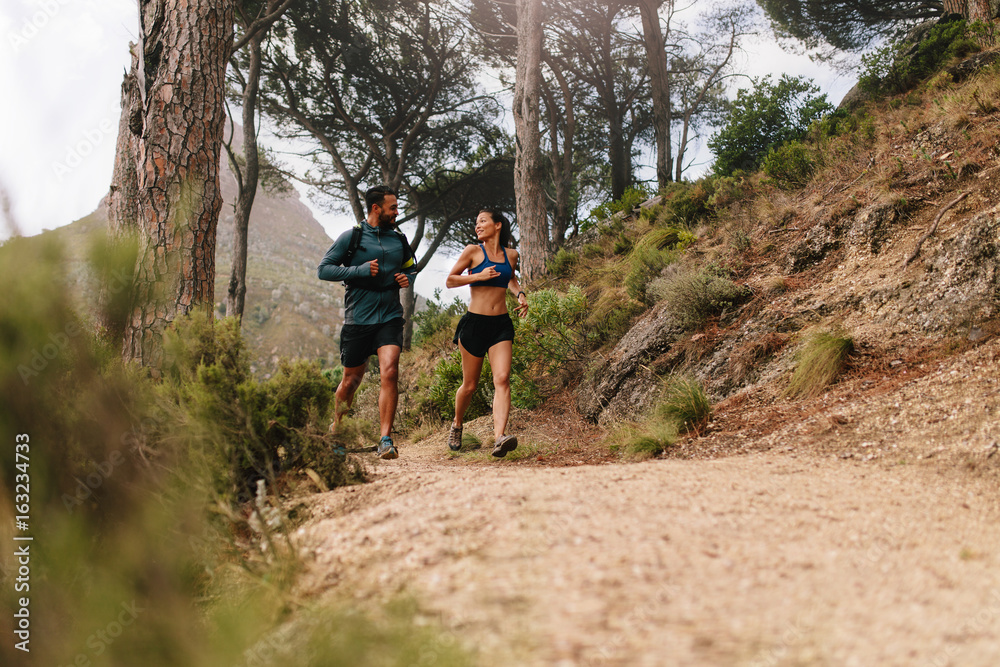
[426,351,492,422]
[512,287,593,392]
[586,185,652,228]
[547,247,579,277]
[858,19,979,97]
[412,289,466,347]
[658,375,712,434]
[657,179,716,227]
[625,245,678,304]
[622,226,694,304]
[649,267,751,329]
[710,74,833,177]
[321,365,344,388]
[613,233,634,255]
[761,140,816,189]
[707,174,750,210]
[0,234,471,667]
[588,299,645,347]
[582,242,605,259]
[784,329,855,399]
[756,0,939,53]
[607,419,677,461]
[159,312,362,500]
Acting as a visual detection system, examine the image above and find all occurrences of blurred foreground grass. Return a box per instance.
[0,233,470,666]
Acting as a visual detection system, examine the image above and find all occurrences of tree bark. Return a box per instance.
[111,0,235,368]
[102,44,143,345]
[945,0,1000,17]
[638,0,673,190]
[542,55,576,249]
[514,0,549,282]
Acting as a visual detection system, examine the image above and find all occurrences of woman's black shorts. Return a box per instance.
[453,312,515,358]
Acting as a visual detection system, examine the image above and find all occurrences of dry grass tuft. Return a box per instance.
[784,329,855,399]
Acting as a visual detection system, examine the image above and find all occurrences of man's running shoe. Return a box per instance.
[448,423,463,451]
[377,435,398,460]
[491,434,518,458]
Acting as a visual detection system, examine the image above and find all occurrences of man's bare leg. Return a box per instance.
[376,345,402,438]
[332,363,366,432]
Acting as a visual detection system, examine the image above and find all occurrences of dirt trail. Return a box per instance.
[294,344,1000,666]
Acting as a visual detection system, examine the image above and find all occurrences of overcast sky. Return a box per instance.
[0,1,856,299]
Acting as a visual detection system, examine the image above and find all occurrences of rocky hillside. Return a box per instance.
[43,141,346,377]
[564,48,1000,457]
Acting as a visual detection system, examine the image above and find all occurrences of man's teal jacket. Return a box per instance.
[317,223,417,326]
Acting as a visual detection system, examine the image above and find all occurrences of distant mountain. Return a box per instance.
[43,139,347,378]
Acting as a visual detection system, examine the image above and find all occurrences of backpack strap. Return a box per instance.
[394,229,417,272]
[342,224,365,266]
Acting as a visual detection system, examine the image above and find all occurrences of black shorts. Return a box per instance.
[340,317,404,368]
[453,312,515,358]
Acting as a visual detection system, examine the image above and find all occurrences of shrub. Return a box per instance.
[708,174,750,210]
[586,185,651,227]
[425,351,491,422]
[657,179,716,227]
[710,74,833,176]
[784,329,854,399]
[160,312,362,500]
[762,141,816,189]
[623,227,692,304]
[412,289,466,347]
[547,246,579,276]
[607,420,677,461]
[512,286,593,394]
[587,299,645,347]
[859,19,979,97]
[649,268,750,329]
[613,234,633,255]
[658,375,712,434]
[625,245,676,304]
[624,423,676,460]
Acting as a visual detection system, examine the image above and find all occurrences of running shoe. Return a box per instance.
[491,434,518,458]
[448,423,463,452]
[377,435,398,460]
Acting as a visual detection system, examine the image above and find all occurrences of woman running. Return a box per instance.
[445,208,529,457]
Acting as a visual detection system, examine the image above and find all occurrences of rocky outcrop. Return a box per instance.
[879,204,1000,332]
[577,301,684,424]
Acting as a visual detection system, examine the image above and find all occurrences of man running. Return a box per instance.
[318,185,417,459]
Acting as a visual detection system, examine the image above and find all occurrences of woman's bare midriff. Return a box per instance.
[469,285,509,316]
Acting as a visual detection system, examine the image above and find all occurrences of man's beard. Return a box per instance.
[378,212,395,229]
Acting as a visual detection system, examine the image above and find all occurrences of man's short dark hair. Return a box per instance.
[365,185,397,212]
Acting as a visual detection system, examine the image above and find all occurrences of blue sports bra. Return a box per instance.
[469,243,512,288]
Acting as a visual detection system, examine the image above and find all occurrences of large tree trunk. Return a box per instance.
[945,0,1000,18]
[599,26,630,202]
[514,0,549,283]
[225,32,262,322]
[111,0,234,368]
[543,56,576,249]
[102,45,144,344]
[638,0,673,190]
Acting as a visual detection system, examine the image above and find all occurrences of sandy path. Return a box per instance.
[294,427,1000,666]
